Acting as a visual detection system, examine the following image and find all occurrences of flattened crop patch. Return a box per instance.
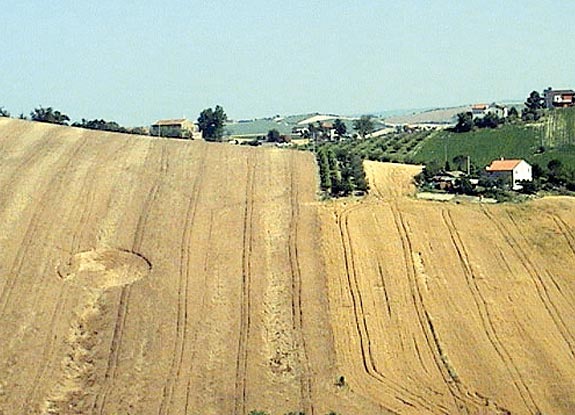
[57,248,151,289]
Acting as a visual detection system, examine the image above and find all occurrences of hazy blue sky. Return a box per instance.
[2,1,575,125]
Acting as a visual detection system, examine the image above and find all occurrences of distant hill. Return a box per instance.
[385,106,469,125]
[225,102,523,136]
[225,112,385,137]
[319,107,575,174]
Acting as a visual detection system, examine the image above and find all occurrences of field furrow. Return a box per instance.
[0,119,573,415]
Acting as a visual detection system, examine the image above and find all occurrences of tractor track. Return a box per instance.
[482,207,575,360]
[288,153,315,415]
[95,141,169,414]
[24,137,129,410]
[390,203,511,414]
[158,144,208,415]
[183,209,215,414]
[0,134,91,317]
[441,208,535,414]
[336,202,445,415]
[505,211,575,354]
[234,153,256,415]
[551,213,575,258]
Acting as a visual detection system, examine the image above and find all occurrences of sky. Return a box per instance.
[1,0,575,125]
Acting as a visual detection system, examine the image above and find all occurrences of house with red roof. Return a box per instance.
[485,158,532,190]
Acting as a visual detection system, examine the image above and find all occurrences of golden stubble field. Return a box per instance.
[0,118,573,415]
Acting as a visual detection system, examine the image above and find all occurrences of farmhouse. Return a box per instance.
[471,104,489,117]
[150,119,200,139]
[485,158,532,190]
[471,103,508,119]
[543,88,575,109]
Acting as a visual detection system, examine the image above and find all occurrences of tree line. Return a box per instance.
[0,105,149,135]
[0,103,230,140]
[316,146,368,197]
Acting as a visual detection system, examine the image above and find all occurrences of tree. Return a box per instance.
[547,159,563,179]
[474,112,501,129]
[197,105,227,141]
[452,154,467,171]
[0,107,9,117]
[350,153,368,192]
[522,91,543,121]
[72,118,128,133]
[422,160,442,179]
[454,112,473,133]
[507,106,519,119]
[525,90,543,111]
[267,128,281,142]
[353,115,374,139]
[130,126,149,135]
[30,106,70,125]
[333,118,347,139]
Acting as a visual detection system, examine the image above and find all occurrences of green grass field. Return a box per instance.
[411,108,575,170]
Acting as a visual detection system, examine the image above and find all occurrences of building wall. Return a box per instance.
[512,161,532,189]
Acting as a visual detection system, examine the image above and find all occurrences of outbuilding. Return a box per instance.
[485,158,532,190]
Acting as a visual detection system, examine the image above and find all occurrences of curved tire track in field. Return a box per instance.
[551,214,575,258]
[390,204,511,414]
[158,144,208,415]
[288,152,315,415]
[441,209,536,414]
[233,152,256,415]
[482,207,575,360]
[95,141,169,414]
[336,202,446,415]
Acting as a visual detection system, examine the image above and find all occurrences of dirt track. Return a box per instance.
[0,119,574,414]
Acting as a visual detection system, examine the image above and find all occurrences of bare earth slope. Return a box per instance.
[1,118,574,414]
[322,160,575,415]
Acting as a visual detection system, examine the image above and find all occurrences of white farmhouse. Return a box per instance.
[485,159,532,190]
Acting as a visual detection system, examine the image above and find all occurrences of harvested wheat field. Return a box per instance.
[0,118,574,415]
[322,161,575,415]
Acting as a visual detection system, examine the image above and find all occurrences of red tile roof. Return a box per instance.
[486,159,522,171]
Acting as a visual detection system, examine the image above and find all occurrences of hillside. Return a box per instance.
[412,108,575,169]
[0,118,348,415]
[0,118,574,414]
[324,108,575,172]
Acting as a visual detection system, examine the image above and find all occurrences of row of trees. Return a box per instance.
[303,116,375,141]
[71,118,147,135]
[1,103,231,141]
[317,146,368,197]
[0,105,151,135]
[453,108,520,133]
